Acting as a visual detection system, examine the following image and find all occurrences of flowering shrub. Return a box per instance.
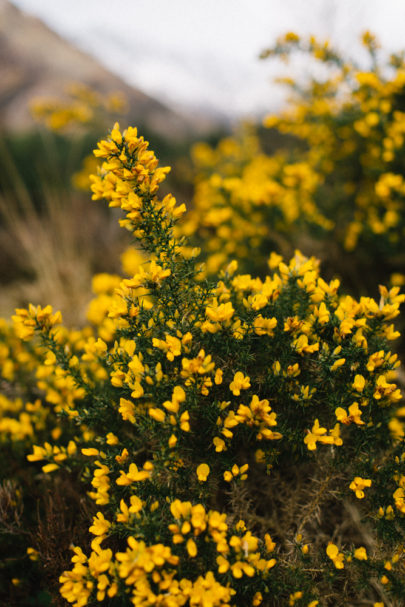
[1,123,405,605]
[31,83,129,193]
[31,83,128,133]
[184,32,405,293]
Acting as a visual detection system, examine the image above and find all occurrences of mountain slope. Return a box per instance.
[0,0,205,138]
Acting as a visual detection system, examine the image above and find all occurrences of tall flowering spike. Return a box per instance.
[90,123,185,253]
[12,304,62,341]
[89,123,205,327]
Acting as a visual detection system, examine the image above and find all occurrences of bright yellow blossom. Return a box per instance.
[349,477,372,499]
[196,463,210,482]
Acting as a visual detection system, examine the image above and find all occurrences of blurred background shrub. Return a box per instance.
[184,32,405,300]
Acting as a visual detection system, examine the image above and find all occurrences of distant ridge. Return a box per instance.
[0,0,210,138]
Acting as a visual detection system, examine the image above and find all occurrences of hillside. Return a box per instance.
[0,0,207,139]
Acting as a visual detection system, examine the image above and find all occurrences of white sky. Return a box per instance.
[10,0,405,120]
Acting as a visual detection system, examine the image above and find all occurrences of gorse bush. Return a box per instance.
[31,83,129,193]
[185,32,405,294]
[31,83,128,133]
[1,123,405,606]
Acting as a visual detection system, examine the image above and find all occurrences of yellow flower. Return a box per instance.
[217,555,230,573]
[326,543,344,569]
[264,534,276,553]
[196,463,210,482]
[229,371,251,396]
[335,402,364,426]
[106,432,119,445]
[252,591,263,605]
[89,512,111,536]
[163,385,186,413]
[393,487,405,513]
[349,477,372,499]
[289,591,303,605]
[213,368,223,385]
[180,410,190,432]
[213,437,226,452]
[304,419,334,450]
[354,546,367,560]
[41,463,59,474]
[206,299,235,322]
[116,462,153,485]
[26,547,39,561]
[330,358,346,372]
[186,538,198,557]
[353,374,366,392]
[285,31,300,42]
[168,434,177,448]
[148,407,166,423]
[81,447,100,457]
[118,398,136,423]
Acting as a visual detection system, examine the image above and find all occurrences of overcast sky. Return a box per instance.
[11,0,405,120]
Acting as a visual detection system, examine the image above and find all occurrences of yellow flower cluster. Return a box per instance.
[349,476,372,499]
[90,123,185,241]
[59,537,181,606]
[59,498,278,606]
[13,304,62,341]
[183,132,329,276]
[31,83,127,133]
[326,543,345,569]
